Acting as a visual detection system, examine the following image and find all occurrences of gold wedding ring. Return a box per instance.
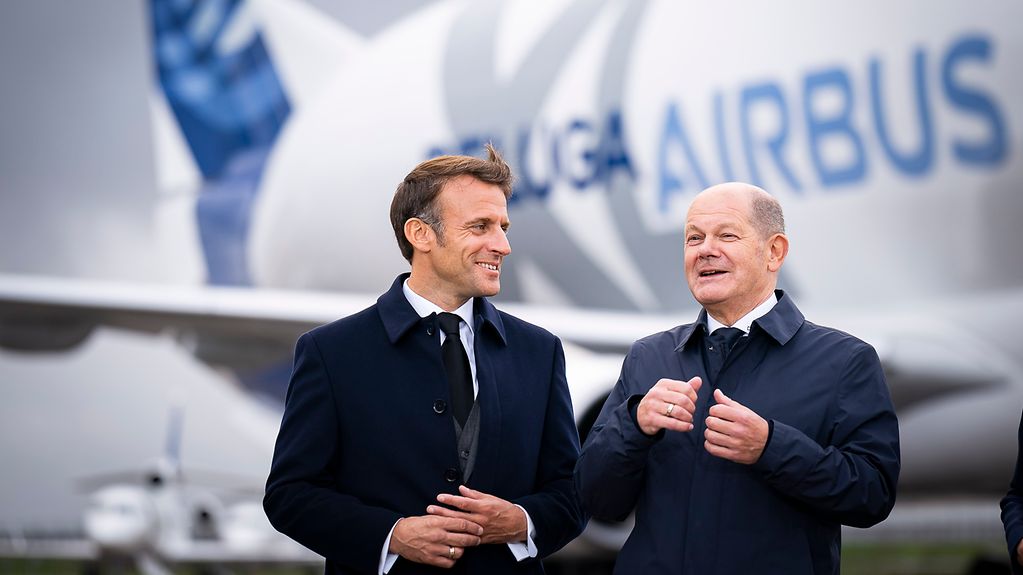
[448,546,455,560]
[665,403,676,417]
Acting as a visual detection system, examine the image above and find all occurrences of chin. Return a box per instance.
[476,281,501,298]
[693,290,729,309]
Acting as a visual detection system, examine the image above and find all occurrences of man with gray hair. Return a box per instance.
[575,182,900,574]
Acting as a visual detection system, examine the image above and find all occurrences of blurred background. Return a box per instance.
[1,1,1021,573]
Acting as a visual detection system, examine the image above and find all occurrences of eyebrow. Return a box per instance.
[686,222,739,233]
[465,217,510,229]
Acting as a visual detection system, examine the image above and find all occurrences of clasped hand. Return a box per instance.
[638,380,769,465]
[636,377,703,435]
[389,485,526,568]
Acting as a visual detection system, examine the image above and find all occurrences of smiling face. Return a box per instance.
[683,183,787,325]
[407,175,511,311]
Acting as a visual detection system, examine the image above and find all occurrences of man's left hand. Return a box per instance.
[428,486,527,545]
[704,388,769,464]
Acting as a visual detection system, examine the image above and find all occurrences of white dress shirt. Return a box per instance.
[706,292,779,335]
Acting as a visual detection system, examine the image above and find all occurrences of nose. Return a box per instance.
[492,228,511,256]
[696,236,719,258]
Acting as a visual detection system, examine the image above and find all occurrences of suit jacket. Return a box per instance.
[265,274,585,574]
[1000,410,1023,574]
[575,291,900,575]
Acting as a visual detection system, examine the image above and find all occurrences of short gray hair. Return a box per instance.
[751,194,785,238]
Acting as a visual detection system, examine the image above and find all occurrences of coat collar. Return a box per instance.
[674,289,803,351]
[752,290,803,345]
[377,273,508,346]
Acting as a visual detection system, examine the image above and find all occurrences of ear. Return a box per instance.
[766,233,789,272]
[404,218,435,255]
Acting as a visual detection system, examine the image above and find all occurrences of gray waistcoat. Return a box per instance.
[453,401,480,481]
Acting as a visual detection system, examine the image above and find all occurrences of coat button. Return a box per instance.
[444,468,459,483]
[433,400,447,414]
[427,327,434,336]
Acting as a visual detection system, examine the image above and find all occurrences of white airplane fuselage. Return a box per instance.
[1,0,1021,556]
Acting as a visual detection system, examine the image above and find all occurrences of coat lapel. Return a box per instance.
[468,334,501,492]
[465,298,508,493]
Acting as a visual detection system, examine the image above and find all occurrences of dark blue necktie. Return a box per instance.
[707,327,744,376]
[438,312,473,426]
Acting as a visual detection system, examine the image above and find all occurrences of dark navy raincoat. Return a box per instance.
[576,291,900,574]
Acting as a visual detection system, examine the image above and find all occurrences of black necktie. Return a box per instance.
[438,312,473,426]
[707,327,744,376]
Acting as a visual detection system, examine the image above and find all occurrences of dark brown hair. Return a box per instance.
[390,143,513,263]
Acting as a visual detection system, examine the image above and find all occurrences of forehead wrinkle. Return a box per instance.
[687,205,752,230]
[686,214,745,230]
[440,186,507,223]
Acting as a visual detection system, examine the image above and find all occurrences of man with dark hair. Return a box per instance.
[575,182,900,574]
[389,147,514,264]
[265,145,585,574]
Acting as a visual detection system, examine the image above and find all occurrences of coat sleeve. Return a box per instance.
[751,340,901,528]
[1000,411,1023,574]
[263,333,400,573]
[574,345,663,522]
[512,338,588,557]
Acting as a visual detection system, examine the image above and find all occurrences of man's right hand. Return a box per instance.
[636,377,703,436]
[388,515,483,568]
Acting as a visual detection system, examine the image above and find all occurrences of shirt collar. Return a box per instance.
[374,273,514,348]
[674,290,803,352]
[706,292,778,334]
[402,279,475,334]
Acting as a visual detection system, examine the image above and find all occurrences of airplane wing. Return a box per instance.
[0,272,1010,414]
[0,273,641,416]
[0,274,372,382]
[0,273,666,354]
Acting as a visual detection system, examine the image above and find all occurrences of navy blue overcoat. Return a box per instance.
[265,274,585,574]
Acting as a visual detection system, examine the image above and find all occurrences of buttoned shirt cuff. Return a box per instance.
[507,505,537,560]
[380,520,401,574]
